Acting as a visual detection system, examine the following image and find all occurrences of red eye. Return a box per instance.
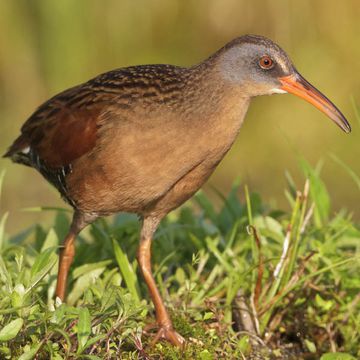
[259,56,274,69]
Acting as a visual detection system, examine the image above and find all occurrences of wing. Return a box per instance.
[4,64,186,169]
[4,84,101,169]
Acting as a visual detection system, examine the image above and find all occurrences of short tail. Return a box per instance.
[3,135,32,166]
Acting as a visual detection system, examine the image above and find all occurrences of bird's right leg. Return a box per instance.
[137,216,185,347]
[55,211,96,301]
[55,230,77,301]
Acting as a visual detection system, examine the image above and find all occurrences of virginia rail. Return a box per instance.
[4,35,350,346]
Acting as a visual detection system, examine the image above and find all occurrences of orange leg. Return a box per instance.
[55,211,95,301]
[55,231,76,301]
[138,217,185,347]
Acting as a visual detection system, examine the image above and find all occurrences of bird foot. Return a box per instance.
[144,323,185,347]
[152,326,185,347]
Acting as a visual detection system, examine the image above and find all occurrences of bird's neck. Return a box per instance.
[183,60,251,128]
[176,64,251,162]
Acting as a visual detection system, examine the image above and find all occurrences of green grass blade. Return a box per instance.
[0,169,6,201]
[350,95,360,126]
[205,237,232,273]
[266,257,357,321]
[0,212,9,250]
[194,190,218,223]
[244,185,253,226]
[330,154,360,191]
[299,158,329,227]
[112,237,141,304]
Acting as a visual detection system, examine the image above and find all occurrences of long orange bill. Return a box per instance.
[279,72,351,133]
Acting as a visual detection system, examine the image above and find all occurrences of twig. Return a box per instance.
[300,203,314,235]
[250,294,260,336]
[273,224,292,279]
[326,323,337,352]
[232,289,257,336]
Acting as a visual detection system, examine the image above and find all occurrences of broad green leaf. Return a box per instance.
[82,334,107,352]
[67,268,105,305]
[0,318,23,341]
[253,216,283,235]
[50,353,64,360]
[315,294,333,311]
[41,228,58,252]
[237,335,250,353]
[100,286,118,312]
[253,215,284,243]
[320,353,357,360]
[175,267,186,284]
[11,284,25,308]
[199,349,213,360]
[0,346,10,356]
[30,247,57,278]
[72,260,112,279]
[203,312,214,320]
[51,304,66,325]
[0,255,12,290]
[304,339,316,353]
[28,247,57,291]
[18,342,42,360]
[77,307,91,353]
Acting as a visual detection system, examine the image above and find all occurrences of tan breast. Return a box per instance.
[66,91,250,216]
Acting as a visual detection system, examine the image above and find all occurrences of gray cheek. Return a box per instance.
[218,47,250,85]
[217,46,281,94]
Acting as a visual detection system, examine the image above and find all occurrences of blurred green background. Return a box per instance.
[1,0,359,232]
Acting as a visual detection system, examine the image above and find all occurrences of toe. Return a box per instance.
[151,326,185,347]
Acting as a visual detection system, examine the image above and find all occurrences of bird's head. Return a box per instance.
[217,34,351,133]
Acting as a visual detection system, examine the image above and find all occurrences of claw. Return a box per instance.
[152,326,185,347]
[145,323,185,348]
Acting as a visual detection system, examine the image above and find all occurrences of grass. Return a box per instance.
[0,159,359,360]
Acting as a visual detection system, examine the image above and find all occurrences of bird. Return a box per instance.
[4,35,350,346]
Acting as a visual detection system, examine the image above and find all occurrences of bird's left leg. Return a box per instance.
[137,216,185,347]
